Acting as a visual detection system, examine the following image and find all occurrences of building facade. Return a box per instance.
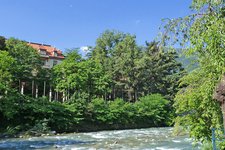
[28,42,65,68]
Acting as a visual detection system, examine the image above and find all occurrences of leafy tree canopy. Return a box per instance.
[5,38,42,81]
[0,51,15,93]
[160,0,225,142]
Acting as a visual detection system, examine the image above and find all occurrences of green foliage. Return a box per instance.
[160,0,225,142]
[112,34,141,101]
[0,36,6,50]
[107,98,126,124]
[0,92,81,134]
[53,50,110,101]
[139,42,185,100]
[4,126,21,136]
[200,141,213,150]
[85,94,171,128]
[87,98,109,123]
[0,51,15,93]
[53,50,83,91]
[136,94,170,126]
[56,30,184,102]
[5,38,42,81]
[0,93,171,135]
[0,31,184,136]
[174,69,222,141]
[28,119,50,135]
[218,140,225,150]
[200,140,225,150]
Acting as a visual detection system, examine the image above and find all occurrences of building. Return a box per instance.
[28,42,65,68]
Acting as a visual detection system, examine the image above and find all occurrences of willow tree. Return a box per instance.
[160,0,225,141]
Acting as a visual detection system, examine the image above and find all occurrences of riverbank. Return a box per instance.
[0,123,169,139]
[0,93,172,139]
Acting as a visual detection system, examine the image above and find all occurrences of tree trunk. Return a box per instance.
[128,89,132,102]
[49,87,52,102]
[54,91,57,101]
[214,74,225,131]
[222,101,225,131]
[43,81,46,97]
[63,91,65,102]
[112,85,115,100]
[32,80,34,97]
[35,85,38,98]
[56,91,59,101]
[21,83,24,95]
[134,88,138,102]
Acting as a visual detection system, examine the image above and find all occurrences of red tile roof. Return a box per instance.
[28,42,65,59]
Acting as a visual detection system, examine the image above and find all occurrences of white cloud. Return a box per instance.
[80,46,89,52]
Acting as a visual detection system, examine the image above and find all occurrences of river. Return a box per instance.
[0,127,200,150]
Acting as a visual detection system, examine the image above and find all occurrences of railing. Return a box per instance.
[212,128,225,150]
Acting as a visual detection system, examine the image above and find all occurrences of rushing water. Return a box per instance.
[0,127,200,150]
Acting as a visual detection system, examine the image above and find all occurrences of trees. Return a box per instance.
[113,34,141,101]
[90,30,184,102]
[0,36,6,50]
[0,51,15,94]
[161,0,225,141]
[53,50,83,101]
[139,41,185,100]
[53,50,110,102]
[92,30,126,100]
[135,94,170,126]
[53,30,184,102]
[6,38,42,81]
[4,38,42,96]
[0,33,184,135]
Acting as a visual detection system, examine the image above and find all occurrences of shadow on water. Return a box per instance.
[0,139,96,150]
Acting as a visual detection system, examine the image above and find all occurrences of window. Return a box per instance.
[40,49,46,55]
[53,51,58,57]
[53,60,58,66]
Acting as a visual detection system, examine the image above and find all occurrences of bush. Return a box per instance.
[135,94,170,126]
[218,140,225,150]
[0,92,81,134]
[87,98,109,123]
[0,92,172,135]
[107,98,125,125]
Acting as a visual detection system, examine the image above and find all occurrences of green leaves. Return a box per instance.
[162,0,225,142]
[5,38,42,81]
[85,94,171,128]
[0,36,6,50]
[139,42,185,100]
[53,50,111,101]
[136,94,170,125]
[0,51,15,93]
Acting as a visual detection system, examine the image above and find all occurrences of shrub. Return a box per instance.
[87,98,109,123]
[135,94,170,126]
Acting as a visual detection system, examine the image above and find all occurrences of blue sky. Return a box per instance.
[0,0,192,52]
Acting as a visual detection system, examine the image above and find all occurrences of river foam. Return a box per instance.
[0,127,199,150]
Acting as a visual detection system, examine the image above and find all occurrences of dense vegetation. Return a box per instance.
[160,0,225,144]
[0,32,184,136]
[53,32,185,102]
[0,92,170,136]
[2,1,224,148]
